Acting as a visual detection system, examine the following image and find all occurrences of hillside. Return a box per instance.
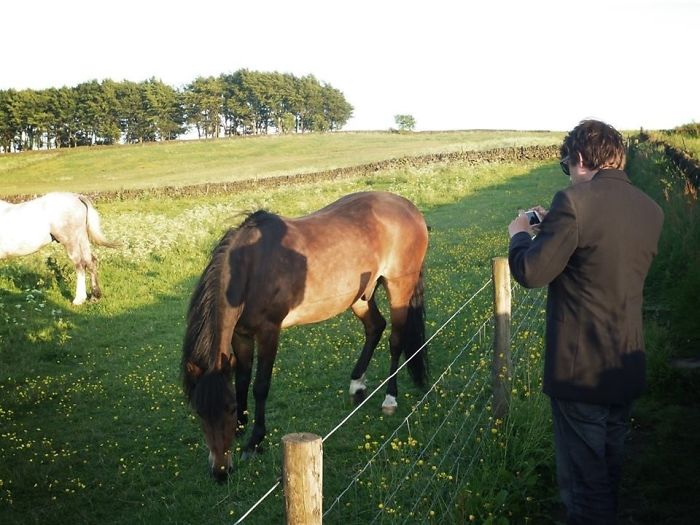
[0,130,564,196]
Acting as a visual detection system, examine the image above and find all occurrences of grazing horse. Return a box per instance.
[0,192,118,305]
[182,191,429,481]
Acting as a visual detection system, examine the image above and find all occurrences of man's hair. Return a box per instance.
[560,119,626,170]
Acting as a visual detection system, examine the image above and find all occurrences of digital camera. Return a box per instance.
[525,210,542,225]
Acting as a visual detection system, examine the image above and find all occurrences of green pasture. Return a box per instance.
[0,130,563,196]
[650,122,700,161]
[656,134,700,161]
[0,143,568,524]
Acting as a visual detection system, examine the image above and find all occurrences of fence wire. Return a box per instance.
[324,316,492,520]
[233,279,547,524]
[234,280,493,523]
[323,285,546,524]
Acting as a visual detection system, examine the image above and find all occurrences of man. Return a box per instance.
[507,119,663,524]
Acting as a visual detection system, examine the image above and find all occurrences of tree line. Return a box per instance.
[0,70,354,153]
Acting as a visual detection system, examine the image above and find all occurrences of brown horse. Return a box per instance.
[181,191,429,481]
[0,192,118,304]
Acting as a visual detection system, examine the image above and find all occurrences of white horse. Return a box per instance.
[0,192,118,305]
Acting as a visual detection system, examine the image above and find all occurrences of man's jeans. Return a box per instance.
[550,398,633,525]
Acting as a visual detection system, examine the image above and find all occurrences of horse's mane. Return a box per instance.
[239,209,278,228]
[181,210,278,402]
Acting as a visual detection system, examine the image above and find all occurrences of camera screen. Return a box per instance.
[526,211,540,225]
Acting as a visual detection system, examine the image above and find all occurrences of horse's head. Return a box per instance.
[185,353,237,482]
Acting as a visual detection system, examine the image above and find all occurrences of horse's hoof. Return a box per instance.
[353,389,367,405]
[241,445,264,461]
[381,394,398,416]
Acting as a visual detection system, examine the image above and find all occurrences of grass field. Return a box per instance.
[0,130,563,196]
[0,132,569,523]
[657,134,700,161]
[649,128,700,161]
[3,130,695,524]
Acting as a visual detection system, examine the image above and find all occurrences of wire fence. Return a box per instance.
[323,284,546,524]
[234,277,547,524]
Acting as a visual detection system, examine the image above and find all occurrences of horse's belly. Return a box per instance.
[0,223,52,258]
[281,293,355,328]
[279,263,379,328]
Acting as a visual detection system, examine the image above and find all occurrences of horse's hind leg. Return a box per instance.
[72,265,88,305]
[349,296,386,404]
[61,239,89,305]
[382,278,416,415]
[86,254,103,300]
[57,225,97,305]
[76,230,102,301]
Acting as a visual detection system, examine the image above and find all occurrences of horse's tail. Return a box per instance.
[182,228,244,405]
[79,195,119,248]
[403,268,428,388]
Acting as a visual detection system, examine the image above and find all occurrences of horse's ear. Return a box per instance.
[220,352,236,374]
[186,362,204,378]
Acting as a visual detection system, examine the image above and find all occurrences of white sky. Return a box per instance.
[2,0,698,131]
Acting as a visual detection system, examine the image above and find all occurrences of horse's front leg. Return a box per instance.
[242,324,280,459]
[232,331,254,435]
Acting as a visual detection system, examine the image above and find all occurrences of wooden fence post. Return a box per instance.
[491,257,513,420]
[282,432,322,525]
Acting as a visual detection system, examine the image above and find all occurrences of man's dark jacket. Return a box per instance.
[508,169,664,404]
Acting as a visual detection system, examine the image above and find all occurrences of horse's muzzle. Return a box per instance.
[208,449,233,483]
[211,463,233,483]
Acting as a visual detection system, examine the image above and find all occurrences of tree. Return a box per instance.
[16,89,41,150]
[72,80,121,145]
[141,78,186,141]
[45,87,72,148]
[0,89,21,152]
[321,84,353,131]
[97,80,122,145]
[50,87,78,148]
[296,74,324,133]
[184,76,223,139]
[118,80,147,144]
[239,70,273,134]
[0,69,354,150]
[394,114,416,132]
[221,71,254,135]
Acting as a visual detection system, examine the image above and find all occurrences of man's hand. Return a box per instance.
[509,205,548,238]
[531,205,547,219]
[508,212,531,238]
